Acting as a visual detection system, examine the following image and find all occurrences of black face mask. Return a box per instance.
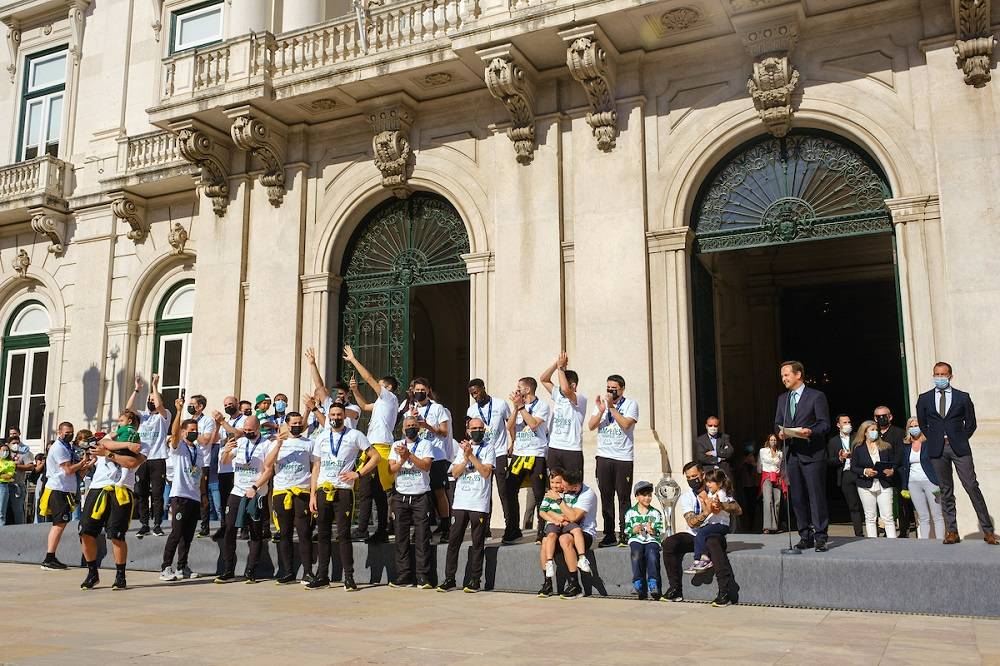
[477,394,490,406]
[243,409,252,416]
[875,415,890,428]
[224,405,238,416]
[469,430,485,443]
[289,425,304,437]
[186,406,197,416]
[244,431,257,440]
[413,391,427,402]
[185,431,198,443]
[147,402,156,412]
[330,418,344,430]
[609,390,620,400]
[404,427,419,441]
[687,478,703,491]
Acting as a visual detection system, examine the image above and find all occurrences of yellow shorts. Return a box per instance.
[359,444,394,492]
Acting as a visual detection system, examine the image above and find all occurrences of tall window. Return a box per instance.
[170,1,223,54]
[19,48,68,160]
[153,281,194,419]
[1,302,51,446]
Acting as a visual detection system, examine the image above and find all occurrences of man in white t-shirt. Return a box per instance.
[126,374,171,539]
[160,406,212,582]
[213,394,248,541]
[437,417,495,593]
[343,344,399,543]
[265,412,315,585]
[78,411,147,590]
[406,377,452,541]
[503,376,551,545]
[587,373,640,548]
[535,468,597,600]
[466,379,511,529]
[387,415,435,588]
[305,346,361,426]
[186,394,221,538]
[541,352,588,476]
[308,403,381,591]
[39,421,91,571]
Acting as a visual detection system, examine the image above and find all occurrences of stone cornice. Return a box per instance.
[647,227,694,254]
[461,251,495,275]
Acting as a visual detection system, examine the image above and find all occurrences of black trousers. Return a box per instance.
[273,492,313,577]
[135,458,167,528]
[662,532,735,596]
[595,456,633,536]
[547,449,584,476]
[444,508,489,584]
[316,489,355,579]
[161,497,200,570]
[355,473,388,533]
[199,467,211,530]
[786,455,828,541]
[932,444,995,534]
[493,455,511,529]
[221,493,265,576]
[504,457,547,536]
[839,470,864,537]
[391,492,431,581]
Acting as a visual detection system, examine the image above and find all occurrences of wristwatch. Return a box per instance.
[251,484,258,491]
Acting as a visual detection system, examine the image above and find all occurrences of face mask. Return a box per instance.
[841,424,853,435]
[687,478,703,491]
[147,402,156,412]
[244,431,257,440]
[404,427,419,440]
[934,377,950,390]
[289,425,304,437]
[330,418,344,429]
[243,409,252,416]
[866,430,879,442]
[875,415,890,428]
[908,426,921,438]
[413,391,427,403]
[707,426,719,436]
[185,431,199,443]
[469,430,485,443]
[0,450,8,459]
[224,405,238,416]
[186,405,197,415]
[274,400,287,413]
[609,390,620,400]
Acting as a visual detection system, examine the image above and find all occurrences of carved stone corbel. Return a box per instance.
[168,222,189,255]
[953,0,995,87]
[30,209,68,255]
[560,25,619,152]
[227,106,287,207]
[366,105,414,198]
[478,44,537,165]
[737,17,801,138]
[170,120,232,216]
[68,1,86,64]
[4,21,20,84]
[151,0,164,42]
[12,249,30,277]
[109,191,148,241]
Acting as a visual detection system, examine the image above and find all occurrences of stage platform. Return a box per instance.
[2,523,997,617]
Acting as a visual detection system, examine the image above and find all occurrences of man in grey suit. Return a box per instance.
[916,361,997,545]
[694,416,734,478]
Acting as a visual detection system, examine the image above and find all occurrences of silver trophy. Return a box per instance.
[655,475,682,537]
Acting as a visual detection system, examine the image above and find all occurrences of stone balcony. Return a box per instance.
[0,155,70,222]
[98,129,197,197]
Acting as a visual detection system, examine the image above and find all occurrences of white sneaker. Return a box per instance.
[544,559,556,579]
[180,567,200,579]
[577,555,591,574]
[159,567,178,581]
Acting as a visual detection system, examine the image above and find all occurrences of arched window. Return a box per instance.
[1,301,51,444]
[153,280,194,411]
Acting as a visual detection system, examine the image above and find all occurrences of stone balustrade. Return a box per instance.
[120,129,187,174]
[0,155,68,205]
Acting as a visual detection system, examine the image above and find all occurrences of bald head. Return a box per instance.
[242,415,260,437]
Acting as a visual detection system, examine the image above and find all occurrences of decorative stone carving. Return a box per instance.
[229,108,287,207]
[953,0,994,87]
[68,2,86,64]
[30,209,67,255]
[367,105,414,198]
[740,21,798,58]
[478,45,537,165]
[661,7,702,32]
[4,22,19,84]
[747,55,800,138]
[151,0,164,42]
[297,98,337,114]
[12,249,30,277]
[167,222,189,255]
[562,26,619,152]
[171,120,231,216]
[110,192,148,241]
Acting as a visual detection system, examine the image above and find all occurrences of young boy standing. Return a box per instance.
[624,481,664,600]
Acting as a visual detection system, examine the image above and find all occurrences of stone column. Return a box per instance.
[231,0,270,35]
[300,272,342,398]
[462,251,494,384]
[281,0,322,32]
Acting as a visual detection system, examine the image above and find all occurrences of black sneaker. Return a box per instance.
[366,530,389,544]
[711,592,734,607]
[111,574,127,591]
[815,540,829,552]
[80,571,100,590]
[196,528,210,539]
[244,573,259,584]
[388,577,414,588]
[597,534,617,548]
[793,539,815,550]
[305,576,330,590]
[136,525,150,539]
[214,572,236,584]
[661,587,684,602]
[417,579,434,590]
[463,580,480,593]
[501,529,522,545]
[275,573,297,585]
[537,579,553,598]
[617,533,628,547]
[560,581,582,599]
[351,527,368,541]
[301,572,316,587]
[151,525,165,537]
[343,575,359,592]
[439,531,449,545]
[436,578,457,592]
[41,557,68,571]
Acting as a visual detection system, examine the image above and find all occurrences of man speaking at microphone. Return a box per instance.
[773,360,831,552]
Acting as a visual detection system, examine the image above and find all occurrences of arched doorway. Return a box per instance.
[338,192,470,414]
[689,131,907,516]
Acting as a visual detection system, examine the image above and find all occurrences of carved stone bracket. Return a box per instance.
[227,106,288,207]
[953,0,995,87]
[560,25,619,152]
[4,20,19,84]
[151,0,164,42]
[735,12,802,138]
[12,249,30,277]
[477,44,538,165]
[109,191,148,241]
[366,104,415,198]
[30,208,68,255]
[170,119,232,216]
[168,222,190,255]
[68,1,86,64]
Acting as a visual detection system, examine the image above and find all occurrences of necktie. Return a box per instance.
[790,391,798,419]
[938,390,946,418]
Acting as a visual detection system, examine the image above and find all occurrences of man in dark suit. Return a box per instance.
[694,416,734,478]
[774,360,831,551]
[916,361,997,545]
[827,414,863,537]
[874,405,913,537]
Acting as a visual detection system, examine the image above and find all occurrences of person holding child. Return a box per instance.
[536,468,597,599]
[624,480,663,599]
[685,468,732,574]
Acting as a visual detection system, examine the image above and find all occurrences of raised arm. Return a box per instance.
[125,374,142,412]
[539,357,559,395]
[169,398,184,449]
[343,344,381,396]
[349,376,374,413]
[304,346,326,392]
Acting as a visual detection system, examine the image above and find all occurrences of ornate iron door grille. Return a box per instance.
[693,132,892,253]
[338,193,470,390]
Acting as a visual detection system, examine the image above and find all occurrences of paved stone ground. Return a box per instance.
[2,563,998,665]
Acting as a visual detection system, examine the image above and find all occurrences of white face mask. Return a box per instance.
[0,450,9,459]
[707,426,719,436]
[841,424,853,435]
[866,430,879,442]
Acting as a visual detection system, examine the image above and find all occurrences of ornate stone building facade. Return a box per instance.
[0,0,997,529]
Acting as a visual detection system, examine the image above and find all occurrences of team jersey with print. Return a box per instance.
[411,401,450,461]
[312,427,371,490]
[593,397,640,461]
[231,435,271,496]
[451,443,496,513]
[561,484,599,537]
[139,410,170,460]
[624,504,664,544]
[272,436,313,491]
[512,398,551,458]
[169,441,203,501]
[548,389,588,452]
[466,399,511,458]
[389,438,435,495]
